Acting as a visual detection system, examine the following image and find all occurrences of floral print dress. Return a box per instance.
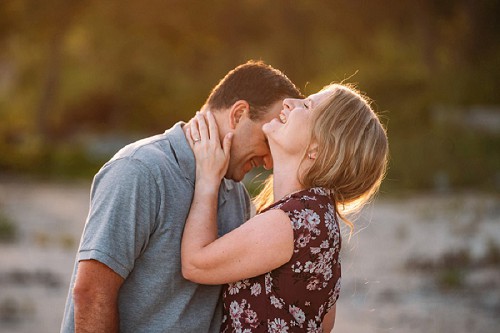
[220,187,342,333]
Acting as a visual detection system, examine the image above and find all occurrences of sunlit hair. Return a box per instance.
[205,60,302,121]
[254,83,389,231]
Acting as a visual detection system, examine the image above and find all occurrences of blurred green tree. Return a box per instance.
[0,0,498,188]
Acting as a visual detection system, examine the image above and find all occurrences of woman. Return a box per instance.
[182,83,388,332]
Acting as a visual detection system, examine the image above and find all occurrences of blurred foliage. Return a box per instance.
[437,268,465,290]
[0,0,499,189]
[0,211,17,243]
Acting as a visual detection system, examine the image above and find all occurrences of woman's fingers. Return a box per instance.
[196,113,209,141]
[222,132,233,159]
[186,111,231,182]
[206,111,219,143]
[187,111,229,156]
[190,116,201,143]
[186,127,194,149]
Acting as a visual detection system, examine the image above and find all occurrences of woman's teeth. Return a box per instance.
[279,113,286,124]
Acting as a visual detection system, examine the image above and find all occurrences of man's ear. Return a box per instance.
[229,100,250,130]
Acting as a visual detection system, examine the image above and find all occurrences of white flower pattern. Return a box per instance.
[270,296,284,309]
[268,318,289,333]
[221,187,341,332]
[250,283,261,296]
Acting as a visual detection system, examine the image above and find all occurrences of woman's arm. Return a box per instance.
[182,205,294,284]
[322,305,336,332]
[181,112,294,284]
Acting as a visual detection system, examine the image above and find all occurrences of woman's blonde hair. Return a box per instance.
[254,83,388,231]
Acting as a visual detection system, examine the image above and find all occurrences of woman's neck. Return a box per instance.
[271,155,305,201]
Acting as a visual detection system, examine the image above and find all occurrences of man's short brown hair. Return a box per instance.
[205,60,302,121]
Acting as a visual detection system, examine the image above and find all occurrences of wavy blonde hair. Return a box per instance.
[254,83,388,231]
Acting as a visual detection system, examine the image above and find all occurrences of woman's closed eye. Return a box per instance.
[304,99,312,110]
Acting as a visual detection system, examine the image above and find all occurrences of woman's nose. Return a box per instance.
[283,98,302,110]
[283,98,293,110]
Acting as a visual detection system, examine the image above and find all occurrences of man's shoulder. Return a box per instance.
[111,123,186,166]
[113,134,169,160]
[93,122,196,191]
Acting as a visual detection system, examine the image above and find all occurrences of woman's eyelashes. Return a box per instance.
[304,99,312,110]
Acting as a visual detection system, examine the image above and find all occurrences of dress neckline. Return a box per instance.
[262,186,330,212]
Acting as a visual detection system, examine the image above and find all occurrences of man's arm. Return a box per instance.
[73,260,124,333]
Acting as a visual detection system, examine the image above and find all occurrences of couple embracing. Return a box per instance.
[61,61,388,332]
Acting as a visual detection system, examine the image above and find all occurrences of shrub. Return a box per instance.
[0,212,17,243]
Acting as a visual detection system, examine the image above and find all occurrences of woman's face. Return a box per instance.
[262,89,332,156]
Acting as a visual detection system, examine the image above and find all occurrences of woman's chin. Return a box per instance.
[262,118,280,134]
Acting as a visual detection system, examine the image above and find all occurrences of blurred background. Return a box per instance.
[0,0,499,332]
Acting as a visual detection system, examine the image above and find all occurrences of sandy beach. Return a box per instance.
[0,180,499,332]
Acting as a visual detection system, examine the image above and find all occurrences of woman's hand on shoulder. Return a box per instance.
[186,111,232,187]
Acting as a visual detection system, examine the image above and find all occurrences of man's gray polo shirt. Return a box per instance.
[61,122,251,332]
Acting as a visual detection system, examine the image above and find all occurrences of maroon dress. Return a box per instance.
[220,187,342,333]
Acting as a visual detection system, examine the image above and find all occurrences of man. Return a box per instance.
[60,60,302,332]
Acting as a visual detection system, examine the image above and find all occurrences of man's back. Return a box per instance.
[61,122,250,332]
